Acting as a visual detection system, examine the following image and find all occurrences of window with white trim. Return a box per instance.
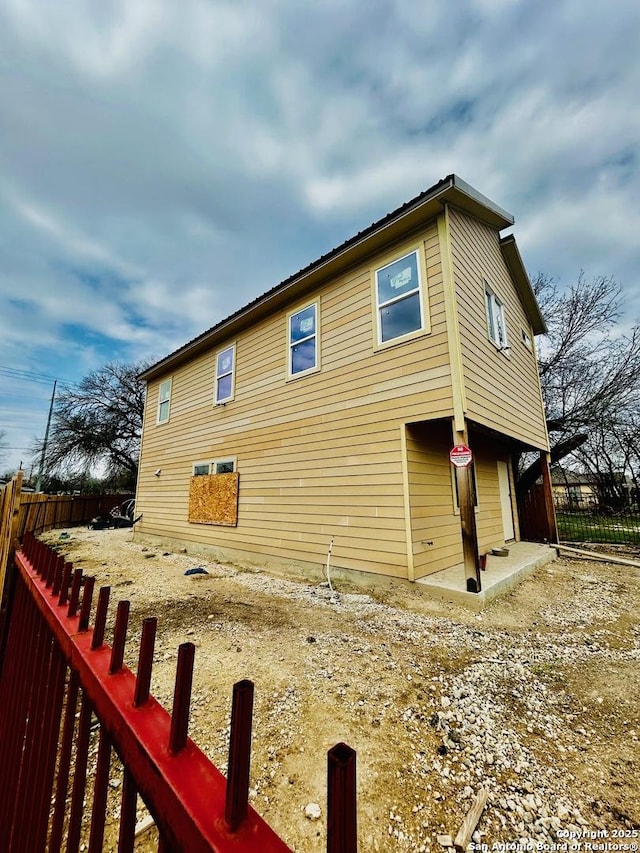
[288,303,318,377]
[485,283,508,349]
[375,250,426,344]
[215,344,235,404]
[192,458,236,476]
[157,379,172,423]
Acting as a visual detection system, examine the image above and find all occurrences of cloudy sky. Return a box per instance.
[1,0,639,475]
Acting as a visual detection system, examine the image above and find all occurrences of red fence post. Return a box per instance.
[16,625,56,851]
[110,599,130,673]
[327,743,358,853]
[91,585,111,648]
[30,639,67,850]
[88,726,112,852]
[225,679,255,831]
[118,768,138,852]
[79,575,95,631]
[169,642,195,754]
[5,546,295,853]
[49,671,80,849]
[134,617,157,707]
[0,578,36,836]
[66,691,94,853]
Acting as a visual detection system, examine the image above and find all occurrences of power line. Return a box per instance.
[0,365,78,388]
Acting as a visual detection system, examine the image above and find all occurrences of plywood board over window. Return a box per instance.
[188,473,239,526]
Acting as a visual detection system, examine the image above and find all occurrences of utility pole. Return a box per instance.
[35,379,57,494]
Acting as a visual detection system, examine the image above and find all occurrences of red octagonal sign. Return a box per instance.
[450,444,473,468]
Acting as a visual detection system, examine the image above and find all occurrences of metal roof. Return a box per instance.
[140,174,541,381]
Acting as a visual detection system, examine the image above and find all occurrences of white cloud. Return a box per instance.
[0,0,639,472]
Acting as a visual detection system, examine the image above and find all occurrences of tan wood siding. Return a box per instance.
[470,433,518,553]
[447,206,549,450]
[136,223,455,578]
[403,423,521,579]
[404,420,463,578]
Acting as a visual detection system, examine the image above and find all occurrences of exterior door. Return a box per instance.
[497,460,515,541]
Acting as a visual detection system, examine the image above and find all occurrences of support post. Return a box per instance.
[453,424,481,593]
[539,451,558,544]
[456,465,481,592]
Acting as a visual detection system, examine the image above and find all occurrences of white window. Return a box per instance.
[521,328,532,350]
[288,303,318,377]
[157,379,172,423]
[215,344,235,404]
[192,458,236,476]
[375,250,426,345]
[214,458,235,474]
[485,283,508,349]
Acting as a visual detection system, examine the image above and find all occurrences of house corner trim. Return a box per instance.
[437,207,466,433]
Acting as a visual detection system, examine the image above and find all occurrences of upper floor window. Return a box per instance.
[157,378,171,423]
[215,344,235,404]
[288,303,318,377]
[192,457,236,476]
[485,283,508,349]
[375,250,426,345]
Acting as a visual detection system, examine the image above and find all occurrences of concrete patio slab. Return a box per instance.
[416,541,556,610]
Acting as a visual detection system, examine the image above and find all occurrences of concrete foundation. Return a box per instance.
[416,541,556,610]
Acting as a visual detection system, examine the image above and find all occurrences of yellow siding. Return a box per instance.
[447,206,549,450]
[138,204,548,581]
[471,433,519,553]
[136,223,455,578]
[403,422,520,579]
[405,421,463,578]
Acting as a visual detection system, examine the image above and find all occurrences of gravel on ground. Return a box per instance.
[41,528,640,852]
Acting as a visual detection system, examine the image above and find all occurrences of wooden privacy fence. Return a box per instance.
[0,533,358,852]
[518,483,558,544]
[16,491,134,539]
[0,473,23,605]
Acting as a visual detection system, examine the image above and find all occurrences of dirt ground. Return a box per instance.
[41,527,640,852]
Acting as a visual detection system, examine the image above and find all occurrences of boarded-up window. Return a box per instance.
[188,472,239,526]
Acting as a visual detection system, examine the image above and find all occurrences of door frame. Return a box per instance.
[497,459,515,541]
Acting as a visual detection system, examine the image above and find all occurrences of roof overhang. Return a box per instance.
[499,234,546,335]
[140,175,521,382]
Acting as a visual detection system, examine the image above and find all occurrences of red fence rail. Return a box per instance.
[0,534,358,851]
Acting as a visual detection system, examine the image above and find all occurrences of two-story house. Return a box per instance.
[135,175,553,592]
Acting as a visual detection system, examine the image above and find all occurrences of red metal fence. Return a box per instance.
[0,534,358,851]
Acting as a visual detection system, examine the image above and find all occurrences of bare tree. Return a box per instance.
[34,361,151,490]
[517,273,640,496]
[571,413,640,507]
